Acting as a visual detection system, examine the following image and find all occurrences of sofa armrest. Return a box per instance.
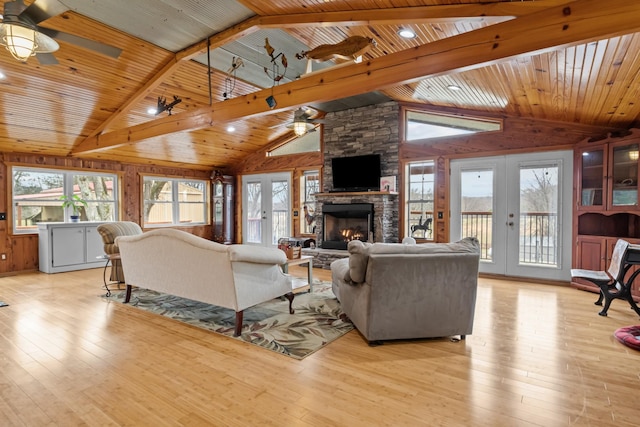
[347,240,373,283]
[228,245,287,265]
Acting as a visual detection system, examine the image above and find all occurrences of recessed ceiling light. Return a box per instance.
[397,28,416,39]
[227,125,236,133]
[447,84,462,91]
[0,71,5,79]
[147,107,157,115]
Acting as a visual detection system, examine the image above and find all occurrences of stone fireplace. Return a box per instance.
[322,203,374,250]
[314,192,399,250]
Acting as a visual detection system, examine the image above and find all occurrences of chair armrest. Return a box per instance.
[228,245,287,265]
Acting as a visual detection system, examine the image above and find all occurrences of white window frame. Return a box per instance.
[142,176,209,228]
[11,166,119,234]
[404,109,502,142]
[299,170,320,235]
[405,160,436,241]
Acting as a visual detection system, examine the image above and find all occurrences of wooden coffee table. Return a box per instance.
[281,255,314,293]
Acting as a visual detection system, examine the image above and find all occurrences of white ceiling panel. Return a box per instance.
[60,0,255,51]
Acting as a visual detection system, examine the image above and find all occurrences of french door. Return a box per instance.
[450,151,573,281]
[241,172,291,247]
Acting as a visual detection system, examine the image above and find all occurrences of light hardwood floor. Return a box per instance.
[1,266,639,426]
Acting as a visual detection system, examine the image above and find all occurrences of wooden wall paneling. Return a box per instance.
[11,235,38,272]
[436,156,449,243]
[0,155,8,274]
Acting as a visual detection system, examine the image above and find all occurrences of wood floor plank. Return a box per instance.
[1,267,640,426]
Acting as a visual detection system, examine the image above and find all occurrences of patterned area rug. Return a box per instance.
[106,282,353,359]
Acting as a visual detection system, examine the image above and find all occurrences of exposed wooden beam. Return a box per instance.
[73,0,640,155]
[81,1,569,142]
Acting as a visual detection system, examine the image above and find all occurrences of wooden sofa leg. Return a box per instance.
[124,285,132,303]
[284,292,295,314]
[234,311,244,336]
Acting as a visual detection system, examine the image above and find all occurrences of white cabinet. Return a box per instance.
[38,222,107,273]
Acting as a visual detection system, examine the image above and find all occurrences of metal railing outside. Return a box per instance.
[461,211,558,266]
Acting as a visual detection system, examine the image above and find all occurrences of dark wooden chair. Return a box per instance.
[571,239,640,317]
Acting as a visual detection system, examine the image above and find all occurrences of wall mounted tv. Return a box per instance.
[331,154,381,192]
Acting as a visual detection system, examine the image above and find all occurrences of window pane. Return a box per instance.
[519,165,559,266]
[74,174,116,222]
[177,181,205,202]
[144,179,172,225]
[460,169,493,261]
[272,180,289,245]
[246,182,262,243]
[406,161,435,239]
[406,110,501,141]
[86,202,115,222]
[300,171,319,235]
[13,170,65,231]
[177,181,206,224]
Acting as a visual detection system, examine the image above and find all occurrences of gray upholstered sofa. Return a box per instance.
[330,237,481,343]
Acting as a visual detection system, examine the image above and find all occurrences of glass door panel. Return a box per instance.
[517,165,559,267]
[460,169,495,263]
[271,180,289,245]
[245,181,262,244]
[242,172,291,246]
[452,151,573,281]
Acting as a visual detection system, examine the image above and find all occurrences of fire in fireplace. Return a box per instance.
[321,203,374,250]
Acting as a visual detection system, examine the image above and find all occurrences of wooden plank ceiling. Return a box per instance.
[0,0,639,170]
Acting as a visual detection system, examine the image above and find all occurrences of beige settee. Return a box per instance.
[331,237,480,344]
[116,228,294,336]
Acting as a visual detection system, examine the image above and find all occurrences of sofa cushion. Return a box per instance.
[368,237,479,255]
[347,240,373,284]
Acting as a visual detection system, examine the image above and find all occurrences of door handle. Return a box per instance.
[507,222,514,226]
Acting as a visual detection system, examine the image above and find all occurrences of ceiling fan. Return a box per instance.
[289,107,324,136]
[0,0,122,64]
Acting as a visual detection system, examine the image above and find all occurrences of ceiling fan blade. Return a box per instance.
[21,0,69,25]
[36,52,58,65]
[38,27,122,59]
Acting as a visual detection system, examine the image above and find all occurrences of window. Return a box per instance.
[405,161,435,240]
[268,131,320,156]
[143,176,208,227]
[300,170,319,235]
[405,110,502,142]
[12,166,119,234]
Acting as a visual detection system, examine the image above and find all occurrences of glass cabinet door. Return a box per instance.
[579,147,605,209]
[610,142,639,208]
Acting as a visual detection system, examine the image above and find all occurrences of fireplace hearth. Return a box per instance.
[313,191,399,251]
[321,203,373,250]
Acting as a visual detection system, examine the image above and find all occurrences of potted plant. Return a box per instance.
[60,194,88,222]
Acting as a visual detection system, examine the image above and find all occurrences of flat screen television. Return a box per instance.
[331,154,381,192]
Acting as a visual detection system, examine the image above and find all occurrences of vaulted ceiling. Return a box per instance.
[1,0,639,171]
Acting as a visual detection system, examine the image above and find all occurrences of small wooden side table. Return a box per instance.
[281,255,314,293]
